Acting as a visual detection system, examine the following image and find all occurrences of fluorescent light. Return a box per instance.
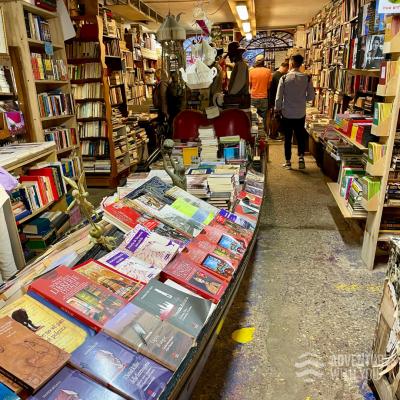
[245,33,252,40]
[236,4,249,20]
[242,22,251,33]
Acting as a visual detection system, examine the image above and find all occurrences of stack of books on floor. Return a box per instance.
[199,125,218,160]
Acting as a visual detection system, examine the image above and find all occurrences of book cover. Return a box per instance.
[244,184,263,197]
[98,249,160,284]
[148,219,191,247]
[197,224,247,253]
[238,191,262,208]
[69,332,173,400]
[170,197,213,225]
[119,225,179,270]
[217,209,255,231]
[28,266,128,333]
[0,316,70,393]
[124,177,174,204]
[210,217,253,242]
[103,303,193,371]
[233,200,259,222]
[0,382,19,399]
[162,254,228,303]
[181,242,237,282]
[131,279,211,337]
[28,366,124,400]
[0,294,91,354]
[72,260,145,301]
[132,193,166,216]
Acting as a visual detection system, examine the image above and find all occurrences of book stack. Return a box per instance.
[83,157,96,173]
[387,182,400,207]
[35,0,57,11]
[78,121,107,137]
[347,178,367,217]
[393,156,400,170]
[380,214,400,233]
[76,101,105,119]
[24,11,51,41]
[44,127,77,150]
[71,82,104,100]
[111,107,123,125]
[208,173,236,201]
[38,91,76,118]
[95,159,111,173]
[68,63,103,80]
[207,192,231,210]
[198,125,218,160]
[66,42,100,59]
[108,71,123,86]
[31,54,67,81]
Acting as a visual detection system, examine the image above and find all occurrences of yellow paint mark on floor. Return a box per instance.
[231,327,255,343]
[335,284,362,292]
[335,284,382,292]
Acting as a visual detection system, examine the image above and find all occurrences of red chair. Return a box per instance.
[173,108,253,143]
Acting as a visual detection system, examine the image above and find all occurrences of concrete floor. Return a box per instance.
[190,144,385,400]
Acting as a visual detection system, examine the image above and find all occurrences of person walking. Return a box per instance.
[249,54,272,134]
[275,54,315,170]
[268,62,289,140]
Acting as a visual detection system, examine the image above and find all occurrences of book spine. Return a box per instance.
[0,365,34,392]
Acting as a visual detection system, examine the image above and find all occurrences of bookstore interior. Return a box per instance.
[4,0,400,398]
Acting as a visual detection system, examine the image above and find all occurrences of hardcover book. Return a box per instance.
[0,316,70,393]
[28,366,124,400]
[131,279,212,337]
[72,259,144,301]
[103,303,193,371]
[0,294,91,354]
[181,242,237,282]
[162,254,228,303]
[98,249,160,283]
[119,225,179,269]
[69,332,173,400]
[28,266,128,333]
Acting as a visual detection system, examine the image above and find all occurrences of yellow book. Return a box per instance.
[182,147,198,164]
[0,294,90,353]
[351,125,358,141]
[171,197,213,225]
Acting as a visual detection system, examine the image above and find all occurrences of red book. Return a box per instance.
[212,217,253,243]
[28,265,128,332]
[72,259,145,301]
[380,62,387,85]
[181,241,238,282]
[238,190,262,208]
[19,176,48,205]
[35,0,56,11]
[29,168,59,201]
[233,200,258,223]
[161,254,228,303]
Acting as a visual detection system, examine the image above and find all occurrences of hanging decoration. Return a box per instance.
[179,59,217,89]
[191,40,217,66]
[193,6,212,36]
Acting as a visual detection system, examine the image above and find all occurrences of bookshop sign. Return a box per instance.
[378,0,400,14]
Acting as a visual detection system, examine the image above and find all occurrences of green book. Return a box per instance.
[23,217,50,234]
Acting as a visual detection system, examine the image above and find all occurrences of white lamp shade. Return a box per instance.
[236,4,249,20]
[242,22,251,33]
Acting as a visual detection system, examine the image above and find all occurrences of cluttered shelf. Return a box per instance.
[333,128,368,151]
[327,182,366,219]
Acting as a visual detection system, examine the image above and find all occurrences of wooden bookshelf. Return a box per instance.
[0,0,86,186]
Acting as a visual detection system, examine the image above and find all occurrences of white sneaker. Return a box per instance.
[299,157,305,169]
[282,162,292,170]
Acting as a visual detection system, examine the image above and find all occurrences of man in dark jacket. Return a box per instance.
[226,42,249,95]
[153,68,169,121]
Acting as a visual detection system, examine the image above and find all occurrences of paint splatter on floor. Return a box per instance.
[231,327,255,343]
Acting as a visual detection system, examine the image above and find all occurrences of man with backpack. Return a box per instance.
[275,54,315,170]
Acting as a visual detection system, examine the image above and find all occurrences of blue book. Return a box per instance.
[0,382,19,399]
[28,366,124,400]
[125,177,174,204]
[27,291,96,354]
[224,147,236,160]
[15,209,31,222]
[187,167,212,175]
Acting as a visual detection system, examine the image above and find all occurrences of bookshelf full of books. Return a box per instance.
[1,0,85,195]
[301,1,400,270]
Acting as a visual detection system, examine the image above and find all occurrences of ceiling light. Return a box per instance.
[242,22,251,33]
[245,33,252,40]
[236,3,249,20]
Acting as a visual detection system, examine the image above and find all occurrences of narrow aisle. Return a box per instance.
[191,144,385,400]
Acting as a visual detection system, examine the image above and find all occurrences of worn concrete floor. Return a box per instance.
[190,144,385,400]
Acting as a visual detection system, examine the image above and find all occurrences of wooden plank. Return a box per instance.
[333,128,368,151]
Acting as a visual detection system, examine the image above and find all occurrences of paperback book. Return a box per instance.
[170,197,214,225]
[0,316,70,393]
[69,332,173,400]
[217,209,256,231]
[162,254,228,303]
[233,199,259,223]
[244,184,263,197]
[103,303,194,371]
[209,219,253,243]
[28,266,128,332]
[131,279,212,337]
[72,259,145,301]
[198,224,248,253]
[28,366,124,400]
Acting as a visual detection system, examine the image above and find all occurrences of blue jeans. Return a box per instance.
[251,97,268,132]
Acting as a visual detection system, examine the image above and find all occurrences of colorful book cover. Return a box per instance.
[244,185,263,197]
[233,200,259,223]
[149,220,190,248]
[217,209,255,231]
[124,177,174,204]
[209,219,252,243]
[69,332,172,400]
[98,249,160,284]
[0,294,90,354]
[132,193,167,216]
[28,366,124,400]
[238,190,262,208]
[0,382,19,399]
[245,179,264,190]
[170,197,213,225]
[28,266,128,333]
[199,223,248,252]
[162,254,228,303]
[0,316,70,393]
[119,225,179,270]
[72,260,145,302]
[103,303,193,371]
[181,242,237,282]
[131,279,211,337]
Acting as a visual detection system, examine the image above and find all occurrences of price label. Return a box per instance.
[44,41,53,56]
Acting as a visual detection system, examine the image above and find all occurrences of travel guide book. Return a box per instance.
[98,249,160,283]
[69,332,173,400]
[0,316,70,393]
[28,266,128,333]
[103,303,193,371]
[131,279,212,337]
[119,225,180,269]
[28,366,124,400]
[181,242,237,282]
[72,259,145,301]
[162,254,228,303]
[0,294,90,354]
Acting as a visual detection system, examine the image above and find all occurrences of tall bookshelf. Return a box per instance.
[68,14,131,188]
[0,0,85,188]
[301,0,400,269]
